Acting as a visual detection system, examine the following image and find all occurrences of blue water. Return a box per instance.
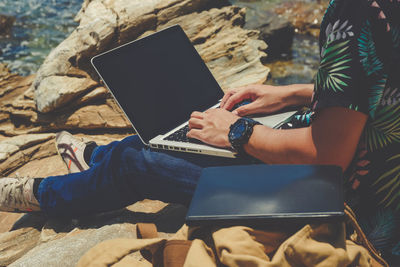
[0,0,82,75]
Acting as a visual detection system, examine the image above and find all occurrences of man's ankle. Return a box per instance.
[84,142,98,165]
[33,178,44,201]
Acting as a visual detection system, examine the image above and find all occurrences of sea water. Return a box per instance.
[0,0,81,76]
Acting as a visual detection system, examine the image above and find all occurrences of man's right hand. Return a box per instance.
[220,84,314,117]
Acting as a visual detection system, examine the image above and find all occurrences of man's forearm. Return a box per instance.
[244,125,317,165]
[284,84,314,107]
[243,107,367,171]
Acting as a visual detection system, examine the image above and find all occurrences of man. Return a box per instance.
[0,0,399,262]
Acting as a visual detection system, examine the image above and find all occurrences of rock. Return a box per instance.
[10,155,68,179]
[0,134,54,163]
[244,10,294,60]
[5,202,185,266]
[0,65,132,136]
[274,0,328,38]
[9,223,138,267]
[0,214,47,267]
[33,0,268,113]
[0,14,15,36]
[0,138,57,176]
[0,213,24,233]
[266,59,317,85]
[34,73,98,113]
[35,99,132,131]
[0,227,42,266]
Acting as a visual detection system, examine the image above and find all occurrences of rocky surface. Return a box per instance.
[0,0,270,265]
[244,10,294,60]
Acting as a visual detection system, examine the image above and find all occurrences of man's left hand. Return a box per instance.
[187,108,240,148]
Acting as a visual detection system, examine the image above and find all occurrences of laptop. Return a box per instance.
[91,25,296,158]
[186,164,344,226]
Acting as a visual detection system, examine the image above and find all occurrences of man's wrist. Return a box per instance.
[228,118,261,154]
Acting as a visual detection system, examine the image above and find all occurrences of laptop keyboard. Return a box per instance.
[164,125,203,144]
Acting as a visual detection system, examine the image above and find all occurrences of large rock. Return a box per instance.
[0,214,47,266]
[33,0,269,113]
[9,223,138,267]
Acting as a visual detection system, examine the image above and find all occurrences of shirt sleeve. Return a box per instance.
[311,0,390,117]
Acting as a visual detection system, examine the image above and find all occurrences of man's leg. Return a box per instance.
[37,135,254,218]
[88,135,138,166]
[55,131,132,173]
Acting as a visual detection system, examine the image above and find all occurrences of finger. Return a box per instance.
[220,85,252,109]
[224,90,254,111]
[188,118,204,129]
[220,90,236,109]
[233,102,260,116]
[187,129,203,141]
[190,111,204,119]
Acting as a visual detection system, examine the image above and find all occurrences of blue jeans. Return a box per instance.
[37,135,256,217]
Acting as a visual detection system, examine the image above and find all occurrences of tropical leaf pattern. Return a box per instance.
[358,20,384,76]
[392,240,400,256]
[380,87,400,106]
[365,103,400,152]
[358,208,398,251]
[373,154,400,209]
[368,76,387,118]
[393,25,400,49]
[393,25,400,66]
[325,20,354,44]
[394,26,400,48]
[316,39,352,92]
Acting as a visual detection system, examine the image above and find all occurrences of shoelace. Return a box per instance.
[0,178,32,210]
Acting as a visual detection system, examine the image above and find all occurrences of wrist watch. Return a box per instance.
[228,117,261,154]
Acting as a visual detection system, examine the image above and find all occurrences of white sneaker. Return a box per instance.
[0,177,40,212]
[55,131,91,174]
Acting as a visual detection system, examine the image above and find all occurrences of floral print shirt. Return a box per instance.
[308,0,400,260]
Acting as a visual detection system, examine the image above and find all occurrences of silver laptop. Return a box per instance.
[91,25,296,158]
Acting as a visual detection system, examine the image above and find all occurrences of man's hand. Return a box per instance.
[220,84,314,116]
[187,109,240,148]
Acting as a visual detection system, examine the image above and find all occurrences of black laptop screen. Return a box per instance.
[91,25,224,143]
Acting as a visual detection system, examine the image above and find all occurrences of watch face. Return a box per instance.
[232,120,247,138]
[229,118,259,153]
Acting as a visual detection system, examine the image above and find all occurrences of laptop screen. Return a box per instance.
[91,25,224,144]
